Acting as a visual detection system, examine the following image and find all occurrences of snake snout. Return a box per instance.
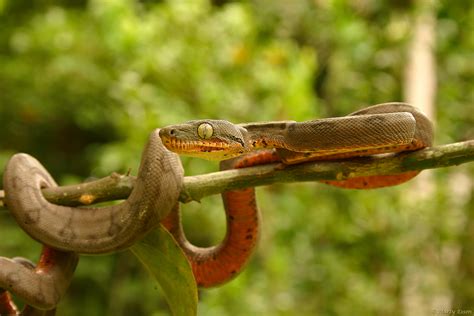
[159,128,172,138]
[159,128,178,144]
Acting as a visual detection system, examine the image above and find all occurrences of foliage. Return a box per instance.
[131,226,198,316]
[0,0,473,315]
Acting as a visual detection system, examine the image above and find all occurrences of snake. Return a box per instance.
[0,247,78,314]
[0,103,433,304]
[1,129,183,309]
[158,102,433,287]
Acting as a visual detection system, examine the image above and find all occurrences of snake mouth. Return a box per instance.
[164,137,229,151]
[161,136,243,160]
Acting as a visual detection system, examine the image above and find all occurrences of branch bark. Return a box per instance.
[0,140,473,208]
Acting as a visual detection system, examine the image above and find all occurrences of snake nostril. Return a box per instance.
[170,129,176,136]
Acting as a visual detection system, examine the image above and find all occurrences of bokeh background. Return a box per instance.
[0,0,473,315]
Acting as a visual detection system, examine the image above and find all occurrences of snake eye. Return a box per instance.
[197,123,213,139]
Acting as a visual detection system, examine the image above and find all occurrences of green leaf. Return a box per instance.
[130,225,198,316]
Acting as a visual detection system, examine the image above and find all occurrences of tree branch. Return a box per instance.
[0,140,473,208]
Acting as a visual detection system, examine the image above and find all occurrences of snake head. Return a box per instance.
[159,120,249,160]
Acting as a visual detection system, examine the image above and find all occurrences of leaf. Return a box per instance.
[130,225,198,316]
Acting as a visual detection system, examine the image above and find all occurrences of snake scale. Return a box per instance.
[1,102,433,309]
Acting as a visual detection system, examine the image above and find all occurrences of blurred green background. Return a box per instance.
[0,0,473,315]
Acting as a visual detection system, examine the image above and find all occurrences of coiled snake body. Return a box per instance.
[158,102,433,287]
[1,130,183,310]
[1,103,433,308]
